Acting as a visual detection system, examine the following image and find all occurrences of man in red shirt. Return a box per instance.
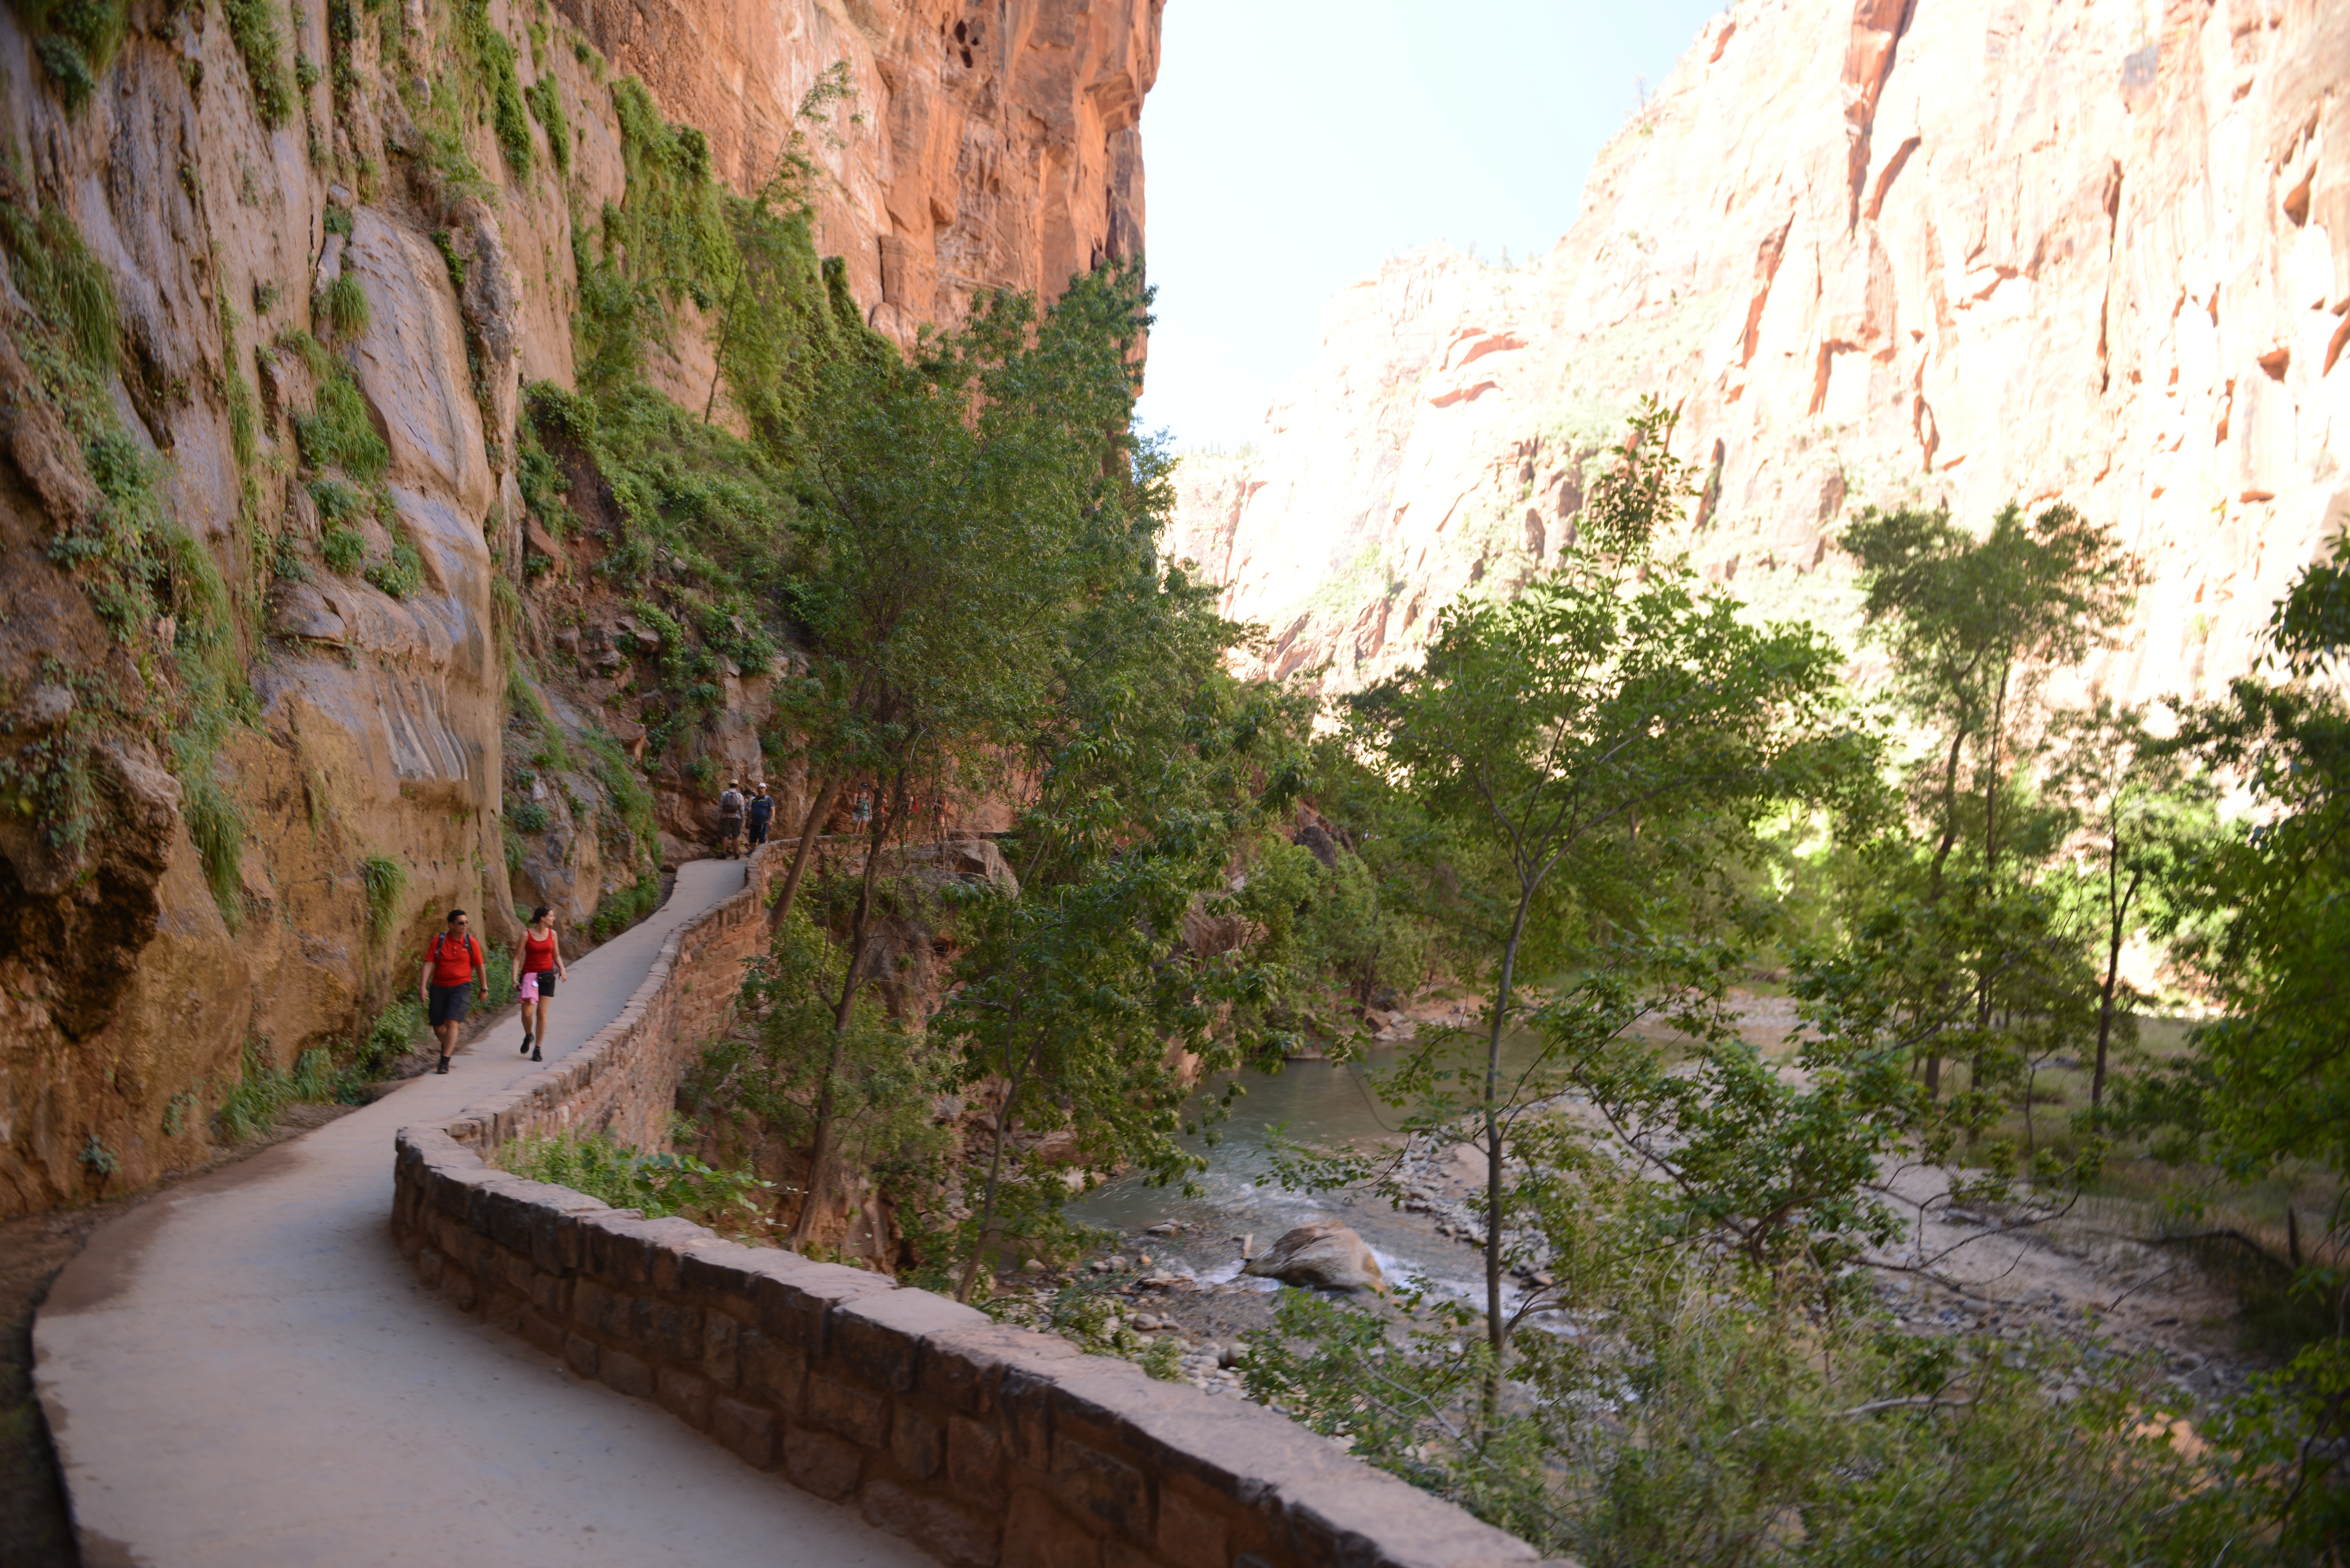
[418,909,487,1074]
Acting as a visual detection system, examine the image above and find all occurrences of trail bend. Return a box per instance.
[34,859,923,1568]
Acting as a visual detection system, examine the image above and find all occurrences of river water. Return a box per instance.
[1065,1044,1516,1299]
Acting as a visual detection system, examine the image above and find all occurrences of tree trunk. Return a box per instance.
[1481,891,1531,1424]
[789,774,898,1250]
[1921,724,1970,1104]
[958,1039,1035,1303]
[2094,862,2141,1112]
[772,777,844,932]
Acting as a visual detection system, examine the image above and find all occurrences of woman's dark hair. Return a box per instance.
[530,905,552,924]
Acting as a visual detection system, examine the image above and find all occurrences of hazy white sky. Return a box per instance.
[1132,0,1726,451]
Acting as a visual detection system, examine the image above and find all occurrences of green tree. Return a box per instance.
[937,516,1315,1297]
[1836,501,2140,1102]
[775,262,1159,1244]
[1335,399,1858,1397]
[2043,698,2214,1110]
[2142,538,2350,1550]
[688,904,951,1256]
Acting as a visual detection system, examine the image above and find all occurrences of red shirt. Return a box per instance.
[522,930,557,974]
[428,932,482,987]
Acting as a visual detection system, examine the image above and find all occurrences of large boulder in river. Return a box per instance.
[1242,1221,1388,1293]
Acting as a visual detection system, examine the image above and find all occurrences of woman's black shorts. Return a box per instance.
[526,970,557,998]
[428,984,475,1026]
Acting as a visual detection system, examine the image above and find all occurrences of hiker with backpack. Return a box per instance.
[717,779,746,858]
[747,781,774,852]
[418,909,487,1074]
[511,905,568,1064]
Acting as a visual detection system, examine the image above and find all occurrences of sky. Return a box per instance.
[1132,0,1728,452]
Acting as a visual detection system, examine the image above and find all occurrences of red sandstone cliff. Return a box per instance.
[1171,0,2348,705]
[0,0,1158,1214]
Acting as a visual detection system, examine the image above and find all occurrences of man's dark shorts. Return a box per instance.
[748,822,770,847]
[428,984,475,1027]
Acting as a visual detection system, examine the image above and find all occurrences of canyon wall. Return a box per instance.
[0,0,1158,1215]
[1171,0,2349,704]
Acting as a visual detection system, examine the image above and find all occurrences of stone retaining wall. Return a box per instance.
[390,850,1542,1568]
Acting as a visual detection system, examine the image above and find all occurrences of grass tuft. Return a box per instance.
[182,765,247,928]
[221,0,294,125]
[360,852,405,944]
[294,368,388,478]
[320,272,370,341]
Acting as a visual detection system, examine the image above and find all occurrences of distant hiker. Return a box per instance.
[511,905,568,1064]
[418,909,486,1074]
[717,778,746,857]
[747,781,774,852]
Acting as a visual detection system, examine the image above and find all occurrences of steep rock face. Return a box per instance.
[561,0,1157,343]
[1171,0,2349,703]
[0,0,1157,1214]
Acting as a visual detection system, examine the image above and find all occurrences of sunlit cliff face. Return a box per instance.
[1169,0,2348,705]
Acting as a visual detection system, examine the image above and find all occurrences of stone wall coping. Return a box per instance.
[388,846,1543,1568]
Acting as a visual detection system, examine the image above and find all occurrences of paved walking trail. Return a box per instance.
[35,861,927,1568]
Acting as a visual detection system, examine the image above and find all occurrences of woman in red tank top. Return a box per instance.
[510,905,569,1063]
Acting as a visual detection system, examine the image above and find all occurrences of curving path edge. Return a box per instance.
[33,859,929,1568]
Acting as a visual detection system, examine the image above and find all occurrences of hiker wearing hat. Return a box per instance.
[747,781,774,853]
[717,778,746,858]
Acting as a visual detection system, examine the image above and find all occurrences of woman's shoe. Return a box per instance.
[520,1030,533,1055]
[435,1055,451,1075]
[531,1047,543,1063]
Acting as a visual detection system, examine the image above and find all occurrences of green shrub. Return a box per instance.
[19,0,129,111]
[482,942,518,1011]
[526,71,571,174]
[221,0,294,125]
[359,998,423,1073]
[270,531,312,583]
[364,540,423,599]
[211,1042,355,1142]
[589,872,660,940]
[320,523,366,574]
[499,1130,769,1227]
[161,1089,199,1138]
[511,799,552,833]
[309,475,365,520]
[320,272,370,340]
[322,204,353,238]
[295,369,388,478]
[452,0,534,177]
